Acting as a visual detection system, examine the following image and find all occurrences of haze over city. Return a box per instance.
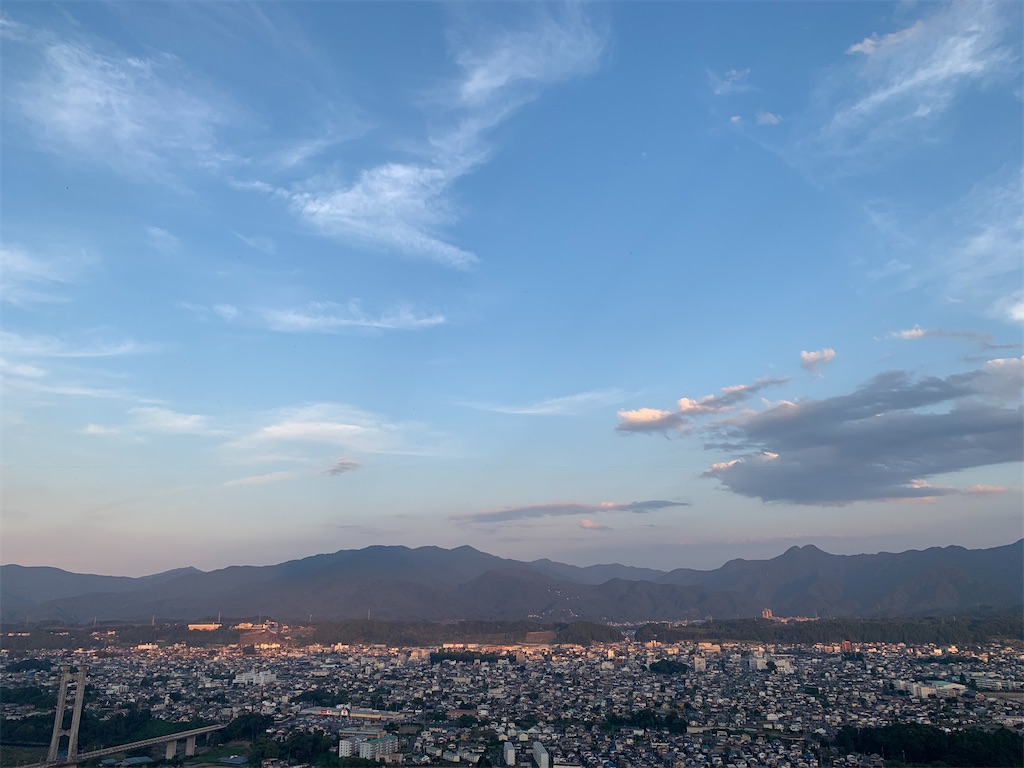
[1,1,1021,577]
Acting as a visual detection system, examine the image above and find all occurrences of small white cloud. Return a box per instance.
[616,407,687,434]
[129,406,218,435]
[82,423,120,436]
[889,325,927,340]
[212,304,239,321]
[886,326,1007,347]
[755,111,782,125]
[993,291,1024,323]
[579,518,611,531]
[963,484,1012,495]
[145,226,180,254]
[847,21,924,56]
[709,68,753,95]
[704,459,741,475]
[800,348,837,376]
[729,115,743,125]
[229,402,439,459]
[223,470,305,488]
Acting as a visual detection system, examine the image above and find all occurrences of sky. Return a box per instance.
[1,1,1022,577]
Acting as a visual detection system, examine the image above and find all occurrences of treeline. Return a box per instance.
[602,708,687,734]
[6,658,53,672]
[225,715,363,768]
[0,623,241,652]
[430,651,511,665]
[308,619,619,647]
[1,685,57,709]
[635,615,1024,645]
[2,619,625,652]
[307,619,547,646]
[0,708,212,750]
[832,723,1024,767]
[552,621,623,646]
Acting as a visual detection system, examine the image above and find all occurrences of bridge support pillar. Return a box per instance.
[48,665,87,763]
[185,736,197,757]
[166,740,178,760]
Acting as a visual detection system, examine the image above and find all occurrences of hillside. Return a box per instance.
[2,540,1020,623]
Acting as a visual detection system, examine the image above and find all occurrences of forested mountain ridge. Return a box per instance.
[2,540,1020,623]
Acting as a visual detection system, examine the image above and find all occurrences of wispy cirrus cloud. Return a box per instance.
[179,302,240,322]
[223,457,362,486]
[939,168,1023,319]
[463,388,628,416]
[237,6,606,268]
[233,232,276,255]
[886,325,1019,349]
[808,2,1018,168]
[454,499,688,525]
[617,377,788,435]
[860,166,1023,320]
[84,406,221,437]
[1,331,154,403]
[262,301,446,333]
[1,330,148,359]
[6,23,230,182]
[223,469,306,488]
[0,245,81,306]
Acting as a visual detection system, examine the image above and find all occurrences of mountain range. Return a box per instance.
[2,540,1021,624]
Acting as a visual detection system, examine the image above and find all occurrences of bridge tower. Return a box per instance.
[47,665,87,763]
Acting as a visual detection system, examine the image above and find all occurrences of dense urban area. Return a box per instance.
[2,620,1023,768]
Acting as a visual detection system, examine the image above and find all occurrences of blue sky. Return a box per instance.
[2,2,1021,576]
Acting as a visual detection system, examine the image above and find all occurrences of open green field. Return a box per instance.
[184,742,252,764]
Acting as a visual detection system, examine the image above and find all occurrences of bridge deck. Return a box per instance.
[25,724,226,768]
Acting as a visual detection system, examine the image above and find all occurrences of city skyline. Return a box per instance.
[2,2,1022,577]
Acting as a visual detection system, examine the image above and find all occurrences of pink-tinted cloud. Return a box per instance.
[799,348,836,376]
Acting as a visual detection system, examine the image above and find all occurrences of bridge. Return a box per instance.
[31,666,226,768]
[25,724,227,768]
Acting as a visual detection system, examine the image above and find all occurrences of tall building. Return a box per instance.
[233,671,276,685]
[359,735,399,761]
[504,742,516,766]
[532,741,549,768]
[339,738,365,757]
